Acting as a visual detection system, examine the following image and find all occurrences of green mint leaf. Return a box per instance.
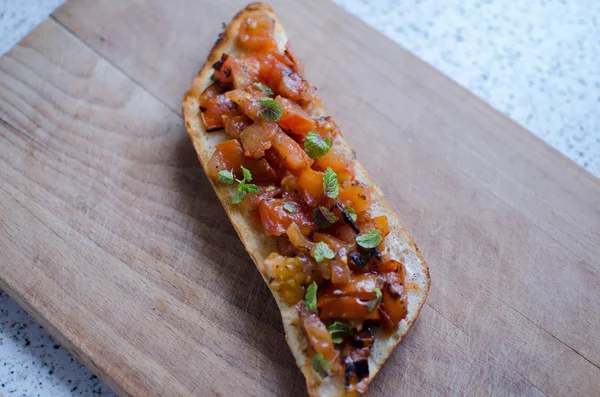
[244,183,258,193]
[303,131,332,159]
[312,241,335,263]
[253,82,273,95]
[356,229,382,249]
[345,207,358,222]
[232,189,245,204]
[312,353,330,378]
[241,165,252,182]
[283,202,297,213]
[323,167,339,199]
[328,321,353,336]
[217,170,234,184]
[258,97,282,122]
[312,206,338,229]
[366,287,382,312]
[332,336,344,344]
[305,281,318,312]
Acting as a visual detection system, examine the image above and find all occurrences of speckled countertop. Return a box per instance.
[1,0,599,395]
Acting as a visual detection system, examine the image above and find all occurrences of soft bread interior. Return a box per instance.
[182,3,430,396]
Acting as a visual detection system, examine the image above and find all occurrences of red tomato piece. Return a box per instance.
[276,96,315,136]
[258,198,315,236]
[317,296,380,321]
[271,132,313,171]
[200,94,234,132]
[225,89,262,120]
[379,272,408,329]
[313,150,355,182]
[237,13,277,51]
[240,120,280,159]
[223,111,252,140]
[212,53,234,84]
[297,167,324,207]
[231,57,261,91]
[206,140,277,184]
[297,303,336,361]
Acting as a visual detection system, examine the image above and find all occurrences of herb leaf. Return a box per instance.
[253,82,273,95]
[303,131,332,159]
[283,202,297,213]
[305,282,318,312]
[232,190,244,205]
[217,170,234,184]
[313,206,338,229]
[313,241,335,262]
[332,336,343,344]
[241,165,252,182]
[312,353,330,378]
[366,288,382,312]
[345,207,358,222]
[328,321,353,343]
[323,167,339,199]
[356,229,382,249]
[258,97,282,122]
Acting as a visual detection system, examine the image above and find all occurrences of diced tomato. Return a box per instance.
[256,53,314,103]
[223,111,252,139]
[237,13,277,51]
[297,167,324,207]
[240,120,280,158]
[330,258,351,284]
[314,116,340,140]
[327,223,357,245]
[313,232,352,255]
[338,181,371,213]
[242,186,282,210]
[379,272,408,329]
[231,57,261,91]
[206,140,277,183]
[321,274,379,300]
[212,53,234,84]
[225,89,262,120]
[373,216,389,237]
[199,83,225,108]
[318,296,380,321]
[280,171,299,191]
[200,94,234,132]
[258,198,315,236]
[313,150,355,182]
[276,96,315,136]
[297,303,336,361]
[271,132,313,171]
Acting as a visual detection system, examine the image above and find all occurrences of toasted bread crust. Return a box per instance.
[182,3,430,396]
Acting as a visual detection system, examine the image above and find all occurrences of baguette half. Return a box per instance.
[182,3,430,396]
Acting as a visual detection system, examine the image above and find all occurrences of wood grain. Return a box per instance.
[0,0,598,396]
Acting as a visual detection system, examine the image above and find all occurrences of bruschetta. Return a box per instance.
[182,3,430,396]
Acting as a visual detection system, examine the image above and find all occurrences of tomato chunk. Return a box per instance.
[297,167,324,207]
[225,89,262,120]
[199,83,225,108]
[314,116,340,140]
[231,57,261,91]
[271,132,313,171]
[256,53,314,103]
[237,14,277,51]
[276,96,315,136]
[330,258,351,284]
[373,216,389,237]
[321,274,379,300]
[223,111,252,139]
[379,272,408,329]
[298,303,336,361]
[240,120,280,159]
[258,198,315,236]
[313,150,355,182]
[318,296,380,321]
[200,94,234,132]
[206,140,277,183]
[338,181,371,213]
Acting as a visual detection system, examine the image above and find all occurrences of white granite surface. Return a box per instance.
[0,0,599,396]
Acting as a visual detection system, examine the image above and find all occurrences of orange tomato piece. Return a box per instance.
[223,111,252,139]
[200,94,234,132]
[276,96,315,136]
[338,181,371,213]
[237,13,277,51]
[206,140,277,183]
[271,132,313,171]
[321,274,379,300]
[374,215,390,237]
[242,186,282,210]
[313,150,355,182]
[297,167,324,207]
[231,56,261,91]
[314,116,340,140]
[330,258,351,284]
[225,89,262,120]
[280,171,299,192]
[240,120,280,159]
[212,53,234,84]
[327,223,357,245]
[298,304,336,361]
[380,272,408,329]
[258,198,315,236]
[199,83,225,108]
[318,296,380,321]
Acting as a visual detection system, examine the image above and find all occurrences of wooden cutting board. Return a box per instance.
[1,1,599,396]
